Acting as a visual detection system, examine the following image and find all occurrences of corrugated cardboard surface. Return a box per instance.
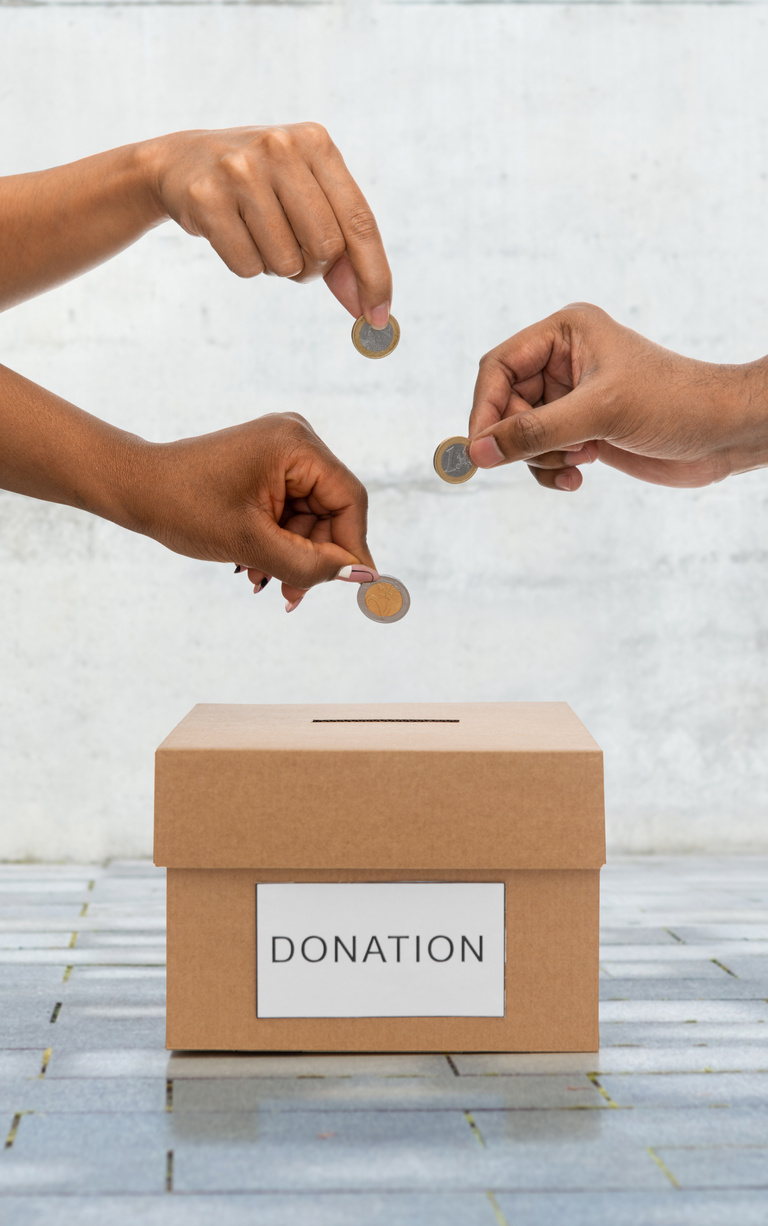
[166,868,600,1053]
[155,703,605,870]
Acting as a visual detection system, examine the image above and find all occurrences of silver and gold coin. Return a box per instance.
[433,436,477,484]
[357,574,410,624]
[351,314,400,359]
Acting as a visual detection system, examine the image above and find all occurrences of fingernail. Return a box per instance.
[470,436,504,469]
[253,577,271,594]
[555,471,577,491]
[335,564,380,584]
[234,565,243,574]
[368,303,390,329]
[285,598,303,613]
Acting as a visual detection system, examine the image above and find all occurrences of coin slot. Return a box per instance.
[313,719,460,723]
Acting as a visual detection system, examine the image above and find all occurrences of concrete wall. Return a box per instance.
[1,0,768,861]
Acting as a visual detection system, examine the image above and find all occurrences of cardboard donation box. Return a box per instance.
[154,702,605,1052]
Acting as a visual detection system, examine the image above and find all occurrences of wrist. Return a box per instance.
[77,427,164,538]
[715,359,768,477]
[132,136,175,226]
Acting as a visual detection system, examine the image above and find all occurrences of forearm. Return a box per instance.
[0,363,155,531]
[0,142,165,312]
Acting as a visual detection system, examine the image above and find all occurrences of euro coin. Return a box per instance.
[357,575,410,624]
[351,314,400,359]
[433,436,477,484]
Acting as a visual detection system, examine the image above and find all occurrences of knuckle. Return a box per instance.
[187,177,219,213]
[344,207,380,244]
[560,301,606,326]
[308,233,345,265]
[281,411,312,435]
[299,120,332,150]
[512,410,548,456]
[219,149,253,184]
[269,254,305,278]
[260,126,295,157]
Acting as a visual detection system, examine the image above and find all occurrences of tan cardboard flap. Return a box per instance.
[154,702,605,870]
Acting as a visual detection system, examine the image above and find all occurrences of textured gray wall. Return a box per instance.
[1,0,768,859]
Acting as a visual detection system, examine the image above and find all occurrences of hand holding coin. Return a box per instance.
[351,314,400,359]
[149,123,393,331]
[336,566,411,623]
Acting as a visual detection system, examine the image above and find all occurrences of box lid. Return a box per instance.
[154,703,605,870]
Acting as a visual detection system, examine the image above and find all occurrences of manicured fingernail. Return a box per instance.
[253,577,271,594]
[368,303,390,329]
[285,598,303,613]
[234,565,243,574]
[563,448,593,467]
[335,565,380,584]
[470,436,504,469]
[555,471,577,491]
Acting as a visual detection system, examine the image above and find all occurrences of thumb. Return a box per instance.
[468,383,604,468]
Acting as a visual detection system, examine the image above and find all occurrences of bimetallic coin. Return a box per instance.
[351,314,400,359]
[357,575,410,624]
[433,436,477,484]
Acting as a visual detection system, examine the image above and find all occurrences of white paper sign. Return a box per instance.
[255,882,505,1018]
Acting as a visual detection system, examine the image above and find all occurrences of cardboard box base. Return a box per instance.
[166,868,600,1053]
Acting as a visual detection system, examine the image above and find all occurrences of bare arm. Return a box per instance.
[468,304,768,490]
[0,124,393,324]
[0,145,159,311]
[0,362,374,606]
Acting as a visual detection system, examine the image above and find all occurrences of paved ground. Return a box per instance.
[0,857,766,1225]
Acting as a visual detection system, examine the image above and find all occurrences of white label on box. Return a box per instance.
[255,882,505,1019]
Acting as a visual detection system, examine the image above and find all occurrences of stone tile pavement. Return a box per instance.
[0,857,766,1224]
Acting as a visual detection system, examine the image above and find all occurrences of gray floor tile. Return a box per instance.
[667,924,768,942]
[600,1021,768,1046]
[0,1051,48,1078]
[75,933,166,948]
[0,949,165,966]
[658,1145,768,1189]
[708,956,768,983]
[170,1109,669,1192]
[603,943,768,961]
[599,1001,768,1023]
[475,1105,768,1149]
[452,1047,768,1075]
[45,1015,167,1050]
[0,934,73,949]
[492,1190,768,1225]
[84,904,165,923]
[0,907,82,923]
[599,977,768,1000]
[0,1192,493,1226]
[600,960,735,979]
[0,1075,165,1113]
[599,1072,768,1109]
[0,1113,171,1193]
[0,967,69,994]
[45,1048,171,1078]
[600,928,683,946]
[67,966,166,982]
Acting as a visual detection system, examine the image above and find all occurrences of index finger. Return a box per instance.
[309,142,393,326]
[468,319,564,438]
